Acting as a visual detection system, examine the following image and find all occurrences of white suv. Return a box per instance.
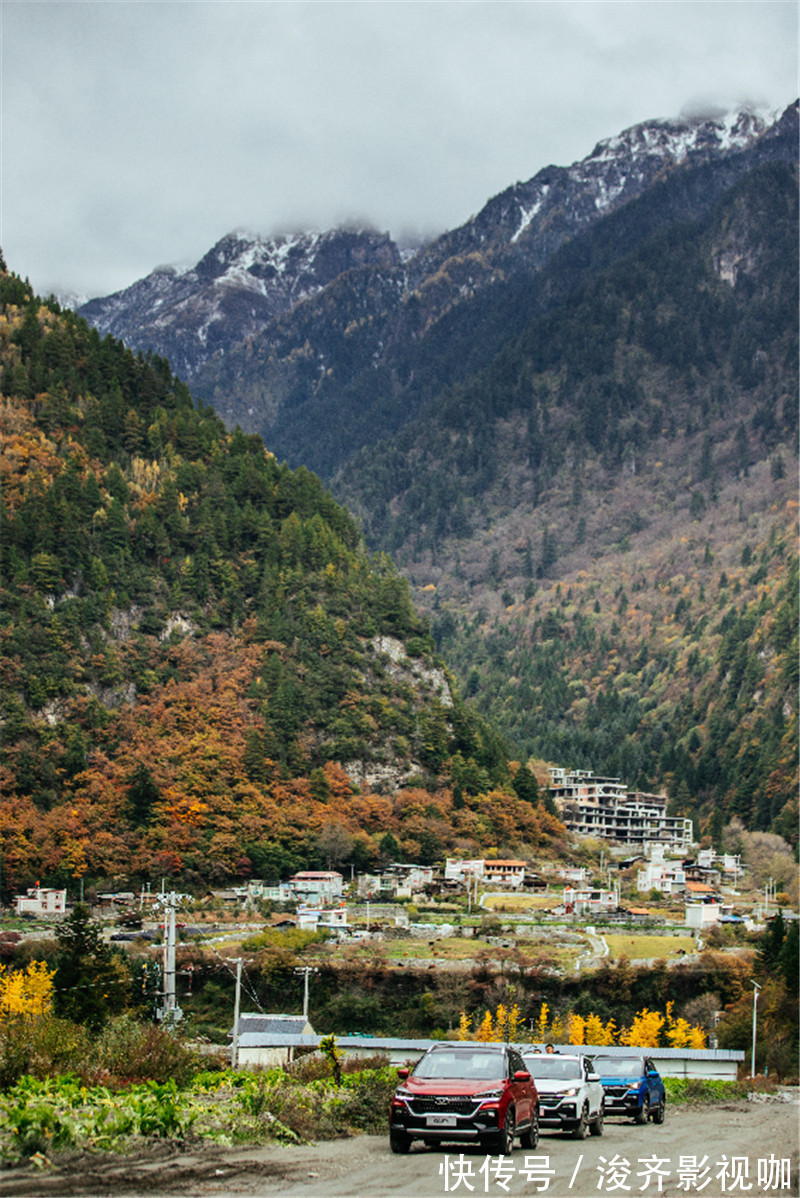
[521,1051,604,1138]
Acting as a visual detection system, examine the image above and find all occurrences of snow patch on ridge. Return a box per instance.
[511,185,550,243]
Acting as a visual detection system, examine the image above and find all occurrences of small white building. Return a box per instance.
[14,886,67,916]
[234,1013,316,1068]
[297,904,348,932]
[444,858,484,883]
[685,902,723,928]
[563,886,618,916]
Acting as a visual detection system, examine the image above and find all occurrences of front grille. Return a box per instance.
[410,1099,478,1116]
[539,1096,562,1107]
[604,1085,628,1097]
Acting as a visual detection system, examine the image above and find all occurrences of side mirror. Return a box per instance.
[647,1070,659,1078]
[588,1072,600,1082]
[514,1070,531,1082]
[397,1066,409,1080]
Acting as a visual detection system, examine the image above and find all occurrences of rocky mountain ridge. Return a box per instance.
[79,227,400,379]
[77,104,795,395]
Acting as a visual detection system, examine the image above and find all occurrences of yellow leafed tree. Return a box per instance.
[584,1013,617,1046]
[619,1008,665,1047]
[506,1004,523,1042]
[0,960,55,1018]
[535,1001,550,1042]
[475,1011,495,1042]
[458,1003,524,1043]
[457,1011,472,1041]
[568,1013,586,1045]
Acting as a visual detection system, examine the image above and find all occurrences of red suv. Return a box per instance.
[389,1042,539,1155]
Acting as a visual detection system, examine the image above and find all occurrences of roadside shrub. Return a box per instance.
[0,1015,92,1089]
[664,1078,748,1104]
[94,1013,199,1086]
[330,1068,397,1133]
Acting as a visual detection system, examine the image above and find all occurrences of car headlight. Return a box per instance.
[474,1088,504,1101]
[394,1088,414,1099]
[561,1087,579,1097]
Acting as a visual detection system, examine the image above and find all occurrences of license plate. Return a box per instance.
[427,1115,457,1127]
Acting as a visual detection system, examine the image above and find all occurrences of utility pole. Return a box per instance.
[294,966,319,1020]
[156,891,182,1028]
[750,981,761,1078]
[231,958,242,1069]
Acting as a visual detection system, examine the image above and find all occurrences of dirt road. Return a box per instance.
[3,1099,798,1198]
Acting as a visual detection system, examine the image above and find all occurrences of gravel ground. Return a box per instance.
[2,1097,798,1198]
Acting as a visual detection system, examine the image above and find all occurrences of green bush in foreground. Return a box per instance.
[663,1077,765,1103]
[0,1062,397,1162]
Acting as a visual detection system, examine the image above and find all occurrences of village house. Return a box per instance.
[14,886,67,916]
[443,858,484,884]
[637,857,686,895]
[296,903,348,933]
[288,871,344,903]
[561,885,619,916]
[482,859,527,888]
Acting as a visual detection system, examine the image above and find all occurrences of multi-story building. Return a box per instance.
[288,871,344,903]
[548,768,693,851]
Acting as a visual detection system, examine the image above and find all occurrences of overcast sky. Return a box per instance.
[2,1,796,299]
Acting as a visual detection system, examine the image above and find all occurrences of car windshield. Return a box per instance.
[523,1057,583,1080]
[413,1051,504,1080]
[593,1057,645,1077]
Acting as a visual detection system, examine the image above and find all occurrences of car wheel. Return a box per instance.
[389,1131,412,1154]
[635,1095,650,1125]
[519,1107,539,1150]
[572,1103,589,1139]
[488,1110,515,1155]
[590,1103,604,1137]
[652,1096,666,1124]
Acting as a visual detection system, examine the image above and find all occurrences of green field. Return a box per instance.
[602,933,696,961]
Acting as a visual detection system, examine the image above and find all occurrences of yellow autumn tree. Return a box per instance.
[475,1011,496,1042]
[665,1001,705,1049]
[568,1013,586,1045]
[458,1003,524,1042]
[535,1001,550,1042]
[619,1008,665,1047]
[0,960,55,1018]
[584,1013,617,1046]
[549,1011,566,1043]
[506,1004,523,1043]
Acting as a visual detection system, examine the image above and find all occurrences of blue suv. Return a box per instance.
[590,1055,666,1124]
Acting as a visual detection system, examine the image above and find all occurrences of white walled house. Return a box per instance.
[288,871,344,903]
[637,860,686,895]
[562,886,618,916]
[296,904,348,932]
[685,902,724,928]
[14,886,67,916]
[444,859,484,883]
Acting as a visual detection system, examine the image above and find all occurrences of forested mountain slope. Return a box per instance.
[0,265,564,897]
[335,161,798,845]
